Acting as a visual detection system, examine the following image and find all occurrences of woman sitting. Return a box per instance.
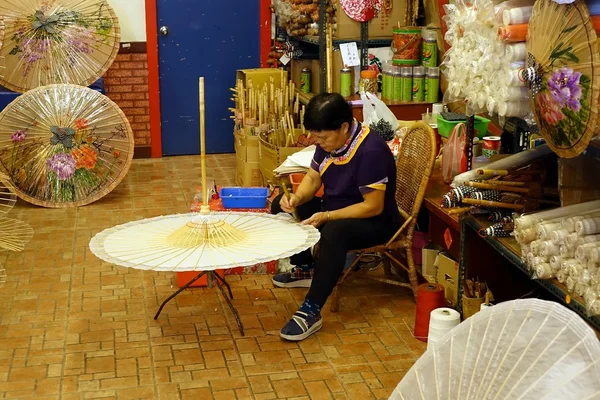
[271,92,401,341]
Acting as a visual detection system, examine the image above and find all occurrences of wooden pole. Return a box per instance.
[199,77,209,213]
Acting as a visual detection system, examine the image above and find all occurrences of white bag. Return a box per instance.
[361,92,399,131]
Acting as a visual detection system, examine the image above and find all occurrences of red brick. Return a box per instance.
[130,122,148,130]
[106,93,122,101]
[136,130,151,138]
[115,100,134,108]
[134,100,149,108]
[116,54,132,62]
[133,85,149,92]
[109,62,120,70]
[132,54,148,61]
[109,85,133,93]
[134,115,150,123]
[132,70,148,77]
[103,77,121,86]
[121,61,145,69]
[134,137,147,145]
[126,108,146,115]
[108,69,133,78]
[121,77,145,85]
[122,92,146,100]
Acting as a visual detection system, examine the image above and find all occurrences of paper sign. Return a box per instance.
[444,227,453,249]
[279,54,291,65]
[339,42,360,67]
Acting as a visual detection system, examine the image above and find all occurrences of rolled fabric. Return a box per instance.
[497,24,528,42]
[507,68,526,87]
[575,217,600,236]
[568,263,584,279]
[502,6,533,25]
[517,227,537,244]
[565,233,580,249]
[562,259,580,274]
[566,216,585,233]
[520,243,530,260]
[538,222,563,240]
[589,247,600,264]
[535,263,554,279]
[576,242,600,261]
[580,269,593,286]
[505,43,527,62]
[550,255,563,271]
[557,270,566,284]
[541,240,560,257]
[527,252,536,267]
[560,244,575,258]
[551,229,570,245]
[577,235,600,247]
[566,276,576,292]
[530,239,543,256]
[575,282,586,297]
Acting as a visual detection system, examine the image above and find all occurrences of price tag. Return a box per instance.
[279,54,291,65]
[444,227,453,249]
[339,42,360,67]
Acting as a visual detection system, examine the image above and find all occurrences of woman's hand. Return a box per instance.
[302,212,328,228]
[280,193,301,213]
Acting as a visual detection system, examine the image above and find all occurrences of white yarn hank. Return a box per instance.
[427,308,461,350]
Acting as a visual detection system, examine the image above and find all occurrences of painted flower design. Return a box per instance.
[71,145,98,170]
[75,118,89,129]
[47,153,76,180]
[536,92,565,125]
[548,67,582,111]
[11,130,26,142]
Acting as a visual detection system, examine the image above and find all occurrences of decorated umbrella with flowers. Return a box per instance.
[0,0,120,93]
[524,0,600,158]
[0,84,134,208]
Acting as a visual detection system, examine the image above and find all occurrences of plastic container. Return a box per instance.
[391,27,422,65]
[436,114,491,139]
[382,62,393,99]
[290,173,324,197]
[421,28,438,67]
[219,187,269,209]
[358,69,378,95]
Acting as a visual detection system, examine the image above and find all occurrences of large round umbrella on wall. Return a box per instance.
[524,0,600,158]
[0,0,120,93]
[0,84,134,208]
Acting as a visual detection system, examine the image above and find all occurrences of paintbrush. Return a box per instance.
[281,182,300,222]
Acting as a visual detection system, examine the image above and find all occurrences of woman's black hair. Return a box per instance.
[303,92,354,132]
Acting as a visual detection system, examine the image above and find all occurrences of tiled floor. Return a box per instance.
[0,154,424,400]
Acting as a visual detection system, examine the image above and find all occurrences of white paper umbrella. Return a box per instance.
[89,212,320,272]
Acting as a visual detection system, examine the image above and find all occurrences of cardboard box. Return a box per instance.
[421,242,444,282]
[435,252,459,306]
[236,68,288,90]
[258,129,304,184]
[335,6,406,40]
[234,128,260,163]
[236,155,263,187]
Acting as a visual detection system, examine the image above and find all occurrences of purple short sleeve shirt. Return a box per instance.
[310,121,400,224]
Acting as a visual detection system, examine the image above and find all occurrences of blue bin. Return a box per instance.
[219,187,269,209]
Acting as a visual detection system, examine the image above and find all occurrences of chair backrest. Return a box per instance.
[394,122,437,219]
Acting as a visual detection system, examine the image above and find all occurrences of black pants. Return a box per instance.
[271,194,398,308]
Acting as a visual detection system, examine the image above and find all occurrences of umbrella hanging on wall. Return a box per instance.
[524,0,600,158]
[0,0,120,93]
[0,84,134,208]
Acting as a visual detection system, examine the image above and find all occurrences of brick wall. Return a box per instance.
[103,45,152,158]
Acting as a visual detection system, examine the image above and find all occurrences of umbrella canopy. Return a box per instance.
[525,0,600,158]
[0,0,120,93]
[0,83,134,208]
[89,212,320,272]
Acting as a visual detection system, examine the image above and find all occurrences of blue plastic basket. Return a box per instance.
[219,187,269,209]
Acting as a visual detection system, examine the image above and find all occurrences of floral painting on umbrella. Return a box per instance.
[0,0,120,93]
[526,0,600,158]
[0,84,134,208]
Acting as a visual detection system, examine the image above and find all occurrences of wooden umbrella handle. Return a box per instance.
[462,197,525,210]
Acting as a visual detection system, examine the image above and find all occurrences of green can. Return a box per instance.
[412,66,425,102]
[382,63,392,99]
[426,67,440,103]
[400,67,412,102]
[421,29,438,68]
[300,67,311,94]
[392,68,402,101]
[340,67,352,97]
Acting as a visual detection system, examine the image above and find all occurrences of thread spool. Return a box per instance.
[506,43,527,62]
[551,229,569,245]
[427,308,461,349]
[414,283,446,342]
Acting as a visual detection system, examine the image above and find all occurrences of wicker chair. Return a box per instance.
[330,121,438,312]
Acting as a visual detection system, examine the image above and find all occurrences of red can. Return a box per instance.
[482,136,501,158]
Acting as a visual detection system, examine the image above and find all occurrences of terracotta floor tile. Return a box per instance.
[0,154,422,399]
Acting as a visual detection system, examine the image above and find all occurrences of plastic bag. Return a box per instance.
[441,123,468,184]
[361,92,399,131]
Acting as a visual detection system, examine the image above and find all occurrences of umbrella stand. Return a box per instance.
[154,270,245,336]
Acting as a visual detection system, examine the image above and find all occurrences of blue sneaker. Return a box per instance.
[272,267,313,288]
[280,310,323,341]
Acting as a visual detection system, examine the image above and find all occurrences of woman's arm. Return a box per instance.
[294,168,322,205]
[328,190,385,220]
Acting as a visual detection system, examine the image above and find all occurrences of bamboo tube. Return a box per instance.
[462,198,525,210]
[482,180,526,187]
[465,180,529,194]
[447,207,471,215]
[281,182,300,222]
[326,24,333,93]
[199,77,209,213]
[477,169,508,176]
[300,106,306,135]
